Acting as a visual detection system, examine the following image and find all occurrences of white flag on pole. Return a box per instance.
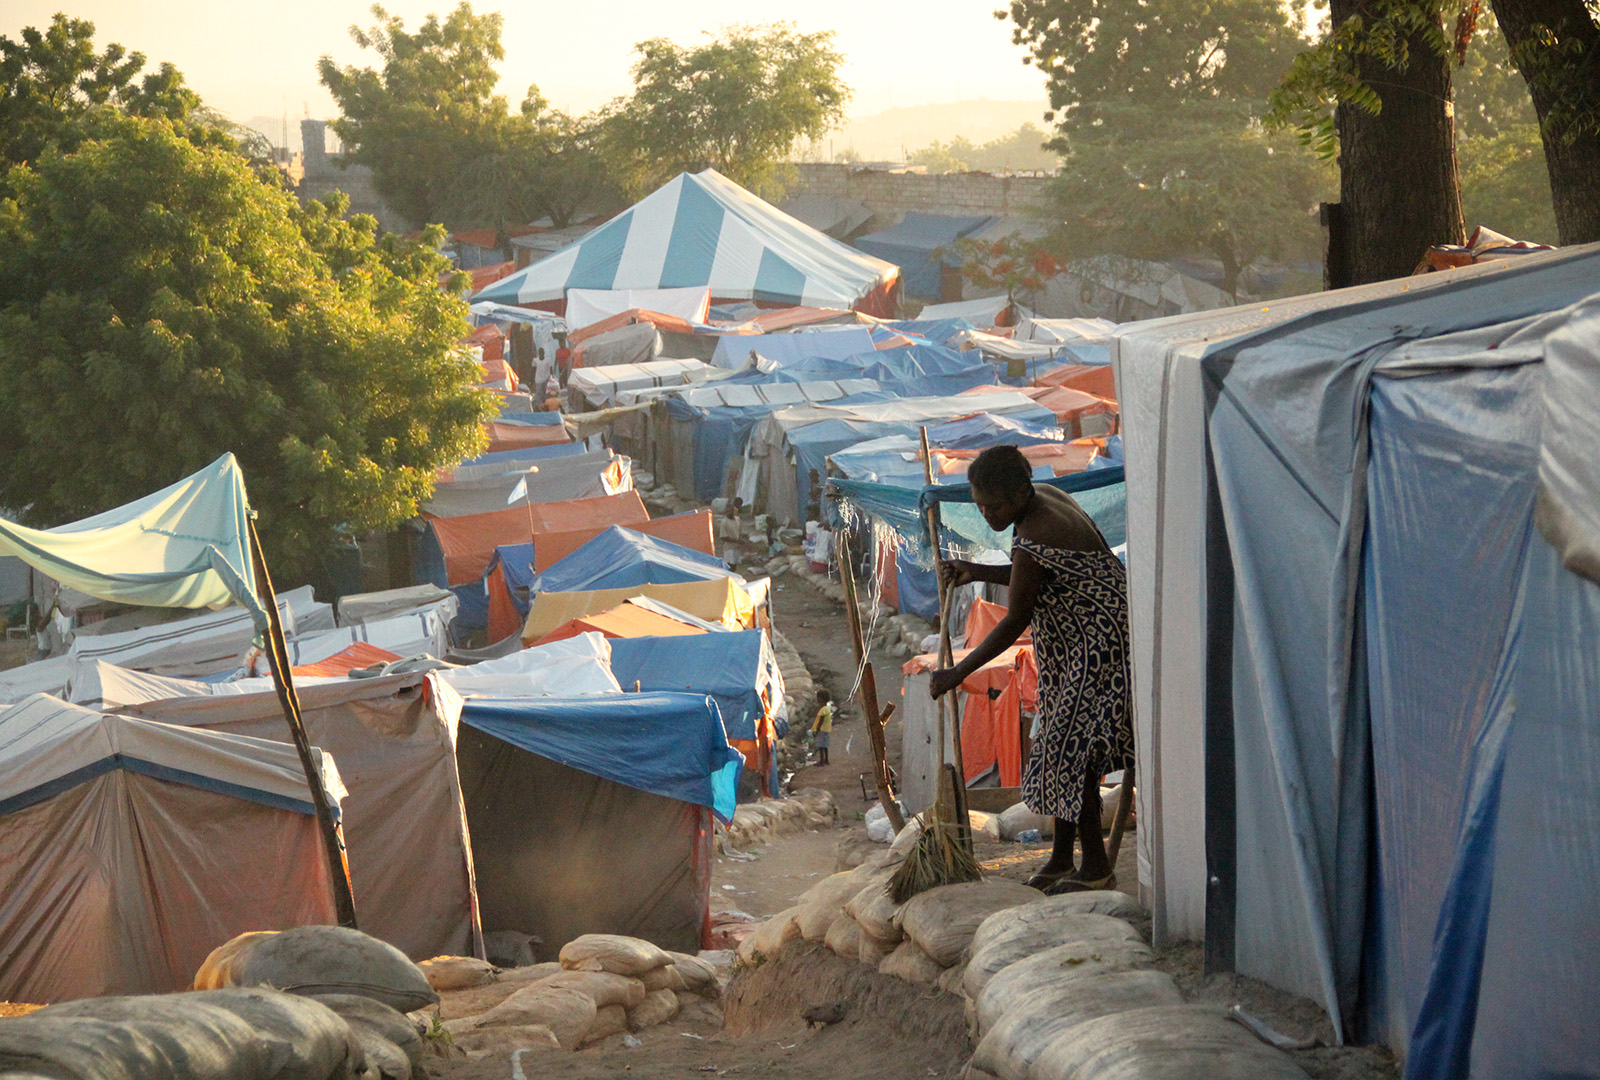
[507,475,529,505]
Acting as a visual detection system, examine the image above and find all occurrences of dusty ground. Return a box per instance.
[431,569,1396,1080]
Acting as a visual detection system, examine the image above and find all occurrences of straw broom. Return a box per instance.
[888,428,981,903]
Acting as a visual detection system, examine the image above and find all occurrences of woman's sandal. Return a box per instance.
[1043,871,1117,895]
[1025,867,1076,890]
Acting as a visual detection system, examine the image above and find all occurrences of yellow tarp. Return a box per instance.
[521,579,754,645]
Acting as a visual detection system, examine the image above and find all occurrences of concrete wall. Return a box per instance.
[788,162,1052,220]
[296,120,412,234]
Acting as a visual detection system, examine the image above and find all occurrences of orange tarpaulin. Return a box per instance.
[531,510,715,571]
[427,491,649,585]
[292,642,402,678]
[1035,363,1117,403]
[905,643,1037,788]
[522,579,753,645]
[534,601,709,646]
[972,383,1116,438]
[567,308,706,348]
[485,419,572,453]
[935,439,1104,478]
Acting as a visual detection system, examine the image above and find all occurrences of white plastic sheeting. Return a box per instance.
[565,287,711,332]
[434,631,623,699]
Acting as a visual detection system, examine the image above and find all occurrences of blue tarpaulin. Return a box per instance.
[529,527,735,596]
[458,443,588,471]
[779,344,1000,398]
[460,692,742,823]
[711,328,877,370]
[855,213,994,299]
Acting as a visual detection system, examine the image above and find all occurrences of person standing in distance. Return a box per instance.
[811,689,834,766]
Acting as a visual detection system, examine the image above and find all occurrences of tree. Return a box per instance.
[947,232,1060,304]
[909,124,1061,174]
[0,112,494,579]
[604,24,850,197]
[1489,0,1600,242]
[1,13,216,173]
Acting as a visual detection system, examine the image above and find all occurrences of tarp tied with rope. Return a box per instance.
[829,466,1128,566]
[0,453,267,629]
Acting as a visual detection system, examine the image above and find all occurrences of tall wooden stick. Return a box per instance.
[249,520,359,929]
[1106,766,1135,865]
[835,528,905,833]
[920,428,971,843]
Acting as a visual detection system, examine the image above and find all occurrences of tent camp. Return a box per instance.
[528,527,738,596]
[419,490,650,587]
[564,286,712,333]
[538,599,710,644]
[608,630,784,795]
[124,673,481,961]
[854,212,995,300]
[456,692,741,953]
[0,695,343,1002]
[524,578,755,645]
[1115,243,1600,1076]
[568,359,712,410]
[474,170,900,317]
[423,450,630,519]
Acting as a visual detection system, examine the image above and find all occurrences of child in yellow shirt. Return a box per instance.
[811,689,833,766]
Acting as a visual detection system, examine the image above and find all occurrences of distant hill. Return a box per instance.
[817,99,1054,162]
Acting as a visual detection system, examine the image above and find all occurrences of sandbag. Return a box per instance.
[878,939,946,985]
[0,998,288,1080]
[967,810,1001,842]
[824,915,864,959]
[968,970,1184,1080]
[582,1004,630,1046]
[470,984,596,1050]
[349,1029,410,1080]
[498,961,563,984]
[451,1024,561,1059]
[896,880,1044,967]
[627,988,681,1031]
[737,905,802,962]
[846,883,904,945]
[194,931,280,990]
[234,926,439,1013]
[559,934,672,976]
[889,814,925,855]
[970,893,1144,960]
[539,970,647,1010]
[937,962,968,996]
[996,803,1054,841]
[666,952,719,996]
[964,911,1145,999]
[418,956,498,992]
[640,964,688,993]
[973,940,1154,1035]
[1026,1004,1310,1080]
[304,993,424,1077]
[795,871,871,942]
[31,988,361,1080]
[858,928,896,969]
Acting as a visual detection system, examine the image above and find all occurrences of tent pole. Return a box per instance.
[1106,766,1135,865]
[921,427,972,845]
[248,519,359,929]
[835,527,905,833]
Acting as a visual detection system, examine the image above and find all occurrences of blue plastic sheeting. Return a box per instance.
[855,213,994,299]
[459,692,742,823]
[780,344,1000,398]
[451,581,490,631]
[607,631,768,740]
[496,411,565,428]
[529,526,734,596]
[1186,247,1600,1067]
[928,412,1062,449]
[711,328,877,370]
[896,551,940,619]
[458,443,588,470]
[883,318,977,346]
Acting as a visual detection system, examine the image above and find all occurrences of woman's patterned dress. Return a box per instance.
[1015,534,1135,819]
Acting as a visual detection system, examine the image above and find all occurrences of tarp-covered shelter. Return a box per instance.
[0,695,343,1002]
[855,213,994,300]
[529,527,737,596]
[902,643,1036,809]
[1115,244,1600,1076]
[539,600,710,646]
[532,510,714,572]
[435,632,622,699]
[420,491,649,587]
[565,286,712,333]
[710,326,879,371]
[608,630,784,795]
[123,673,479,961]
[568,359,712,410]
[474,170,900,317]
[456,692,741,953]
[423,450,630,519]
[524,578,754,645]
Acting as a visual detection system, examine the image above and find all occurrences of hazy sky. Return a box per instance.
[4,0,1050,140]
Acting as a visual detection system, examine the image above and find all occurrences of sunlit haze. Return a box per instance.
[3,0,1052,151]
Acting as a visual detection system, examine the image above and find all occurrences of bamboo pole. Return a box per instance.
[249,519,358,929]
[1106,766,1135,865]
[920,428,971,843]
[835,527,905,833]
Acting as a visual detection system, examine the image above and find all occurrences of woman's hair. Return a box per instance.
[968,445,1033,499]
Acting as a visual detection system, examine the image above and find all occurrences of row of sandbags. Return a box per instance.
[421,934,722,1057]
[2,926,438,1080]
[720,788,837,852]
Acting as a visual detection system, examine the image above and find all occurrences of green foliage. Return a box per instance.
[0,13,215,172]
[909,123,1060,174]
[1456,8,1541,138]
[1459,123,1559,240]
[1048,105,1333,297]
[603,24,850,197]
[999,0,1309,127]
[0,113,493,578]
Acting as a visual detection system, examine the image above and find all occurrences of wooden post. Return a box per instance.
[920,428,971,841]
[249,520,359,929]
[1106,766,1135,865]
[836,528,905,833]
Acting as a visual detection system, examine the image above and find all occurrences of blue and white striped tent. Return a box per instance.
[474,169,900,315]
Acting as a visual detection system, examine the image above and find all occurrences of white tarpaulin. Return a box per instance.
[434,631,623,699]
[565,287,712,332]
[569,358,712,407]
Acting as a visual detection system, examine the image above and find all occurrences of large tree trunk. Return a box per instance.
[1490,0,1600,244]
[1328,0,1465,287]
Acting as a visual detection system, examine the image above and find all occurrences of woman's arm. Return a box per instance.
[930,550,1042,698]
[940,559,1013,588]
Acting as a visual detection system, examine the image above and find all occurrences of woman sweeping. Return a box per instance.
[929,445,1133,893]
